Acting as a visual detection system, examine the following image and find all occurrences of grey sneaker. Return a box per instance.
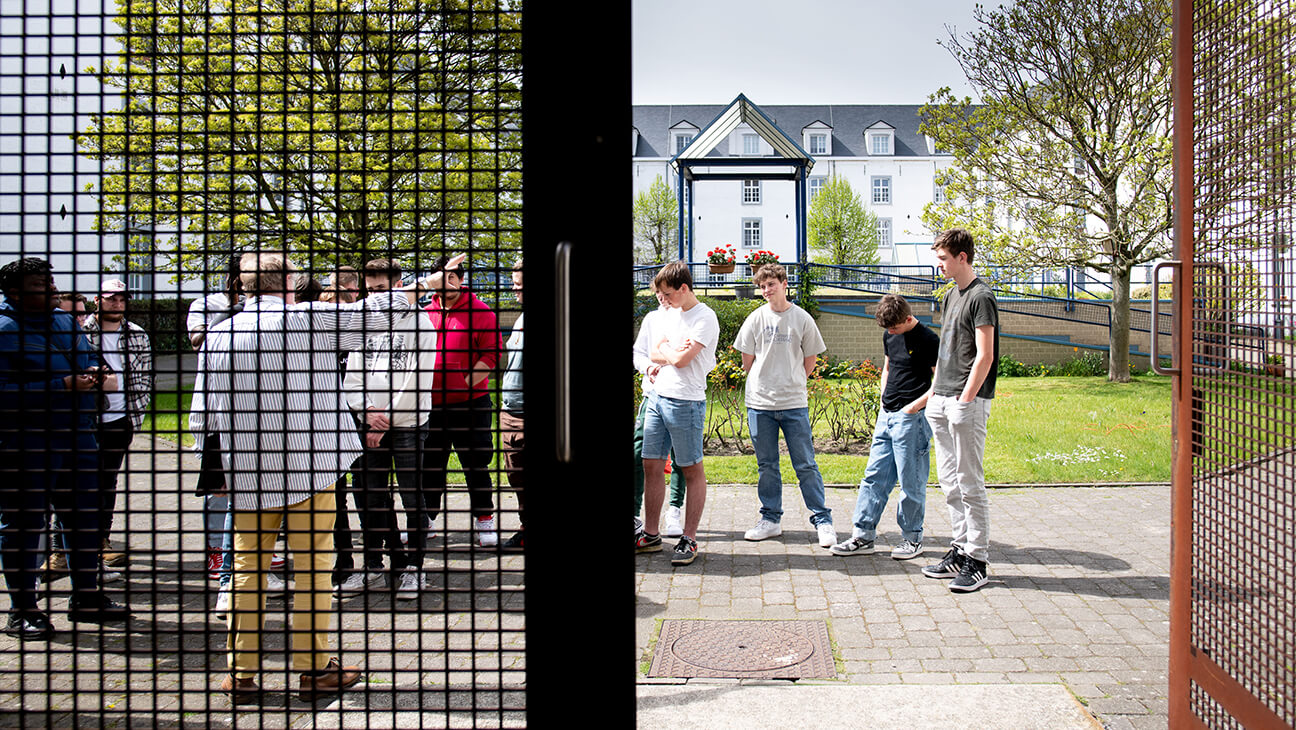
[890,540,924,560]
[333,571,385,594]
[395,569,427,601]
[830,537,876,556]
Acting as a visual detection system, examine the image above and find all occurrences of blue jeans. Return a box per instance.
[642,393,706,468]
[850,408,932,543]
[747,408,831,527]
[204,494,234,587]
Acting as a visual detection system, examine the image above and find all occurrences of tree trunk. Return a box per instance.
[1108,263,1132,383]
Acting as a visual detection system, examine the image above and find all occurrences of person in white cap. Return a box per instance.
[81,278,153,570]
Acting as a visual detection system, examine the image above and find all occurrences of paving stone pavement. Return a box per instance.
[0,437,527,728]
[635,484,1172,729]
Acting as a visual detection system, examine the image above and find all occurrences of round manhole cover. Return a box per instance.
[670,625,816,672]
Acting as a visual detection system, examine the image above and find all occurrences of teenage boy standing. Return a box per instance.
[636,261,718,566]
[632,284,686,537]
[831,293,938,559]
[733,264,835,547]
[920,229,999,593]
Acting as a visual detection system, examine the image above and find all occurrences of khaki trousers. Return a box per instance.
[228,486,337,678]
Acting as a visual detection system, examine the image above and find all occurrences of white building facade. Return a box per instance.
[632,100,953,268]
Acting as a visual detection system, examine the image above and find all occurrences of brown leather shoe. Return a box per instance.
[101,538,127,568]
[219,674,260,704]
[298,657,363,701]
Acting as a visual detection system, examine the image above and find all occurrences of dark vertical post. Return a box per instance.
[522,2,630,723]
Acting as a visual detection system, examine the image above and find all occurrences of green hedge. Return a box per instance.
[125,298,197,354]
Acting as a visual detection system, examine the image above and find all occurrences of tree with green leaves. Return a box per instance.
[77,0,521,278]
[633,175,683,264]
[920,0,1171,382]
[807,174,879,266]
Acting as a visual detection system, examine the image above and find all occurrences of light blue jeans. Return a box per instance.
[747,408,832,527]
[850,408,932,543]
[205,494,234,587]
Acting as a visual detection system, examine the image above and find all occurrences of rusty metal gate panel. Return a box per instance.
[1171,0,1296,726]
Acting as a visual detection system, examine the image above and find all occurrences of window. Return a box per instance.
[808,177,826,202]
[871,176,892,205]
[675,134,693,154]
[743,134,760,155]
[870,134,892,155]
[877,218,893,248]
[742,218,762,248]
[808,133,827,155]
[742,179,761,204]
[934,182,946,204]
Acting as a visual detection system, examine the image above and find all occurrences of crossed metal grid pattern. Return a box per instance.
[0,0,524,726]
[1189,0,1296,725]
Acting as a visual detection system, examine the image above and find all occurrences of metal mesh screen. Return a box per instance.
[1188,0,1296,725]
[0,0,524,725]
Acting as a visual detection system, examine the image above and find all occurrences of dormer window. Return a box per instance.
[670,120,698,157]
[870,133,892,156]
[742,133,761,156]
[802,121,832,157]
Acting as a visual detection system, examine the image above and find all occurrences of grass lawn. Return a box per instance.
[703,376,1172,485]
[144,376,1173,487]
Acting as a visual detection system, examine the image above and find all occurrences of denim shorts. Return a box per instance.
[641,392,706,467]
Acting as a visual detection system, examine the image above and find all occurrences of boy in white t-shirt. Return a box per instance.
[632,285,687,537]
[732,264,835,548]
[635,261,719,566]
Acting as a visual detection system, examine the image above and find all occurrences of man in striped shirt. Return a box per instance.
[192,251,462,702]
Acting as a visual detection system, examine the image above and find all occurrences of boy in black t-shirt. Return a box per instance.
[831,294,940,560]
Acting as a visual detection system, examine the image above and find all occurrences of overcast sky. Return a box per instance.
[632,0,985,106]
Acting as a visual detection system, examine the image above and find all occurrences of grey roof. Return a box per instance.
[633,103,941,159]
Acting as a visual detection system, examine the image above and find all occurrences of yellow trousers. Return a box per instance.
[228,486,337,678]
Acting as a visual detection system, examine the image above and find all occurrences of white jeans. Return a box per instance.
[926,394,992,562]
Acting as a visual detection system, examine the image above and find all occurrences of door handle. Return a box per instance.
[1151,260,1180,376]
[555,242,573,462]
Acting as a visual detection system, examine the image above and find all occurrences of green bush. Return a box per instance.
[998,351,1107,377]
[126,298,196,354]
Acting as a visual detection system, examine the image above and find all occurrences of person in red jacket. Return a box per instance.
[422,255,503,546]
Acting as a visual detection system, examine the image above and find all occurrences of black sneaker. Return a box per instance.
[68,592,131,623]
[670,536,698,566]
[5,611,53,641]
[502,531,525,551]
[949,556,989,593]
[921,546,964,579]
[829,537,876,556]
[635,530,663,553]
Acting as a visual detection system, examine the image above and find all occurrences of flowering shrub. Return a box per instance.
[698,351,883,450]
[706,245,737,265]
[744,250,779,267]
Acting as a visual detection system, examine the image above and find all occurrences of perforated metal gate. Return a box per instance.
[0,0,606,725]
[1170,0,1296,726]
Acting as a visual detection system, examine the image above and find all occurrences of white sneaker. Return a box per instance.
[816,523,837,548]
[100,569,124,584]
[743,519,783,541]
[395,568,427,601]
[214,586,231,619]
[270,554,285,570]
[333,571,385,594]
[634,516,644,534]
[476,515,498,547]
[265,572,287,595]
[663,506,684,538]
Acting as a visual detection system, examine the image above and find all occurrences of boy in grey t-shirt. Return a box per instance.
[919,229,999,593]
[733,264,836,548]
